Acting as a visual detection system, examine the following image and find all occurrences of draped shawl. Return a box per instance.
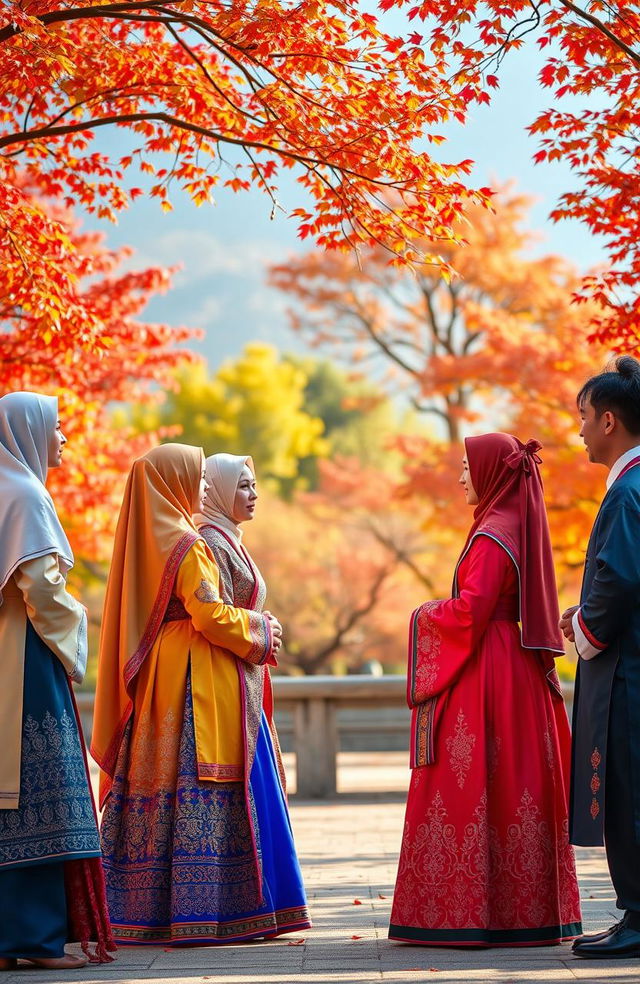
[0,392,73,597]
[91,444,203,789]
[460,432,564,656]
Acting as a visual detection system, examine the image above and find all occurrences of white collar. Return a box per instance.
[606,444,640,488]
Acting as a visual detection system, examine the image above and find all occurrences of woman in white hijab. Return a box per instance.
[0,393,114,969]
[194,454,310,940]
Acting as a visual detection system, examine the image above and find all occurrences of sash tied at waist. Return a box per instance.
[489,597,519,621]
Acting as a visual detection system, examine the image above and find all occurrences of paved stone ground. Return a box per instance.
[8,753,640,984]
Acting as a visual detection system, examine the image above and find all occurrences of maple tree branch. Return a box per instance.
[418,281,447,357]
[0,1,179,42]
[556,0,640,68]
[163,23,265,127]
[349,304,423,379]
[0,111,331,173]
[297,565,390,673]
[365,521,435,591]
[410,397,454,424]
[150,5,351,125]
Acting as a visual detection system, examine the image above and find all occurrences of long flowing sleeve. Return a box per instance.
[175,539,273,666]
[409,535,514,707]
[13,553,88,683]
[572,489,640,660]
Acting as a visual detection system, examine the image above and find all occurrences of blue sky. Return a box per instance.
[79,30,607,369]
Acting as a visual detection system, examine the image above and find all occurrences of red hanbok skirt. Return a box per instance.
[389,615,582,946]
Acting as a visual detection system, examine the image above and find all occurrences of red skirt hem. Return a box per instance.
[388,921,582,948]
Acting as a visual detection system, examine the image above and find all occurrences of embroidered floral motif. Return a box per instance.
[446,709,476,789]
[392,785,579,934]
[195,578,219,603]
[411,600,441,702]
[127,707,182,795]
[0,709,100,867]
[589,746,601,820]
[101,684,265,934]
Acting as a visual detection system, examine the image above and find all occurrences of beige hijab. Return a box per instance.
[0,392,73,598]
[194,453,254,542]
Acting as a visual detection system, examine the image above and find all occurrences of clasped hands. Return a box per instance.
[264,610,283,656]
[558,604,578,643]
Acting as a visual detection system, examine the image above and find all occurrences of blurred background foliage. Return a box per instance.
[4,191,612,685]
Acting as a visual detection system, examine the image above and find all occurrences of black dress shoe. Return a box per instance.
[572,912,629,948]
[572,922,640,958]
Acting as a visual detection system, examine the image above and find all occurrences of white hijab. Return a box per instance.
[194,453,254,543]
[0,392,74,598]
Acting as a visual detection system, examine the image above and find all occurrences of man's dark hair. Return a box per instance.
[578,355,640,435]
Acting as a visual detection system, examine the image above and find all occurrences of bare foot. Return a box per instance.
[22,955,88,970]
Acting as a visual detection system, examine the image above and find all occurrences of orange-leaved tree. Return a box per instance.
[249,463,430,674]
[375,0,640,347]
[0,175,196,559]
[271,190,609,602]
[0,0,493,319]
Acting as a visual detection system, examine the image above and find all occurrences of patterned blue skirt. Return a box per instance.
[0,621,101,958]
[101,681,310,944]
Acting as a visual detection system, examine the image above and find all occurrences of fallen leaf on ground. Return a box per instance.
[378,893,387,899]
[286,938,306,946]
[350,935,363,940]
[352,898,363,905]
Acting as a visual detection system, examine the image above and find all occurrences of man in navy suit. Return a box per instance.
[560,355,640,958]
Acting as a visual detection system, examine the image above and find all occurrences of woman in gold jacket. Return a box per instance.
[92,443,293,945]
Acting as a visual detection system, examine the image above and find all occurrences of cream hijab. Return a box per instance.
[194,453,255,542]
[0,392,73,598]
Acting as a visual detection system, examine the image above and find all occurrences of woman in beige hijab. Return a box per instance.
[0,392,114,969]
[195,453,311,939]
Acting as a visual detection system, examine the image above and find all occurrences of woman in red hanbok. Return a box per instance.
[389,433,582,947]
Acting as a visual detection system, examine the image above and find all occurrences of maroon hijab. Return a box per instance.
[460,432,563,655]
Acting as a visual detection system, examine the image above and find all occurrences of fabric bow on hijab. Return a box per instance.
[0,391,73,599]
[92,443,203,797]
[462,432,564,656]
[194,453,255,542]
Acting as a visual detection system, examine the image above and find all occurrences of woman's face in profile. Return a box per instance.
[195,459,209,512]
[232,465,258,524]
[459,455,478,506]
[48,419,67,468]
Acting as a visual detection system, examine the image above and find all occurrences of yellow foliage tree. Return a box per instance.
[128,343,329,491]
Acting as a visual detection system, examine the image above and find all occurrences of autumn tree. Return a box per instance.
[123,343,329,492]
[282,357,414,488]
[249,467,430,674]
[376,0,640,347]
[271,190,609,598]
[0,175,195,559]
[0,0,493,325]
[2,0,639,352]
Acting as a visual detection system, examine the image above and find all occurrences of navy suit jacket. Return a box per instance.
[570,460,640,846]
